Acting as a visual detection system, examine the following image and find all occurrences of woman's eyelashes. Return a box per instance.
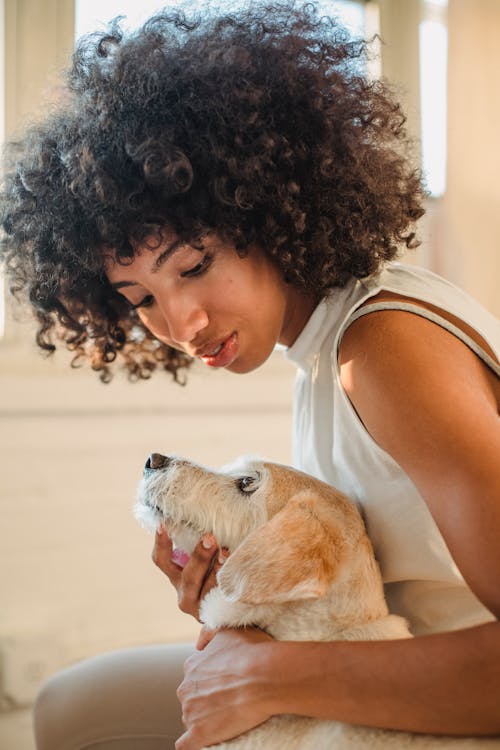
[127,253,212,311]
[130,294,154,311]
[180,252,212,278]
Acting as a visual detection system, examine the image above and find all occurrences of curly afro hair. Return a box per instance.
[0,1,425,383]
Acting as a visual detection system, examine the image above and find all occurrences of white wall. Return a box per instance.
[436,0,500,316]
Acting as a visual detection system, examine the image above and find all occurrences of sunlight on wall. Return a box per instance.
[420,0,448,197]
[420,19,447,197]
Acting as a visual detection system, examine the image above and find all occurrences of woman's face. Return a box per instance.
[104,232,317,374]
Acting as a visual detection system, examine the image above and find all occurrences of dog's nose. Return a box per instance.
[144,453,171,471]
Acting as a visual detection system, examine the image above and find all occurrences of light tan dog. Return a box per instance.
[135,454,498,750]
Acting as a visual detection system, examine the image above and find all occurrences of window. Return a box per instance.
[76,1,366,38]
[314,0,365,37]
[0,2,5,339]
[76,0,176,36]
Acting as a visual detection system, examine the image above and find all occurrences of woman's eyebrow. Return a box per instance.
[151,238,184,273]
[109,238,184,289]
[110,279,136,290]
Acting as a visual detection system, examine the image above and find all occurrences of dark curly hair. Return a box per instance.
[0,1,425,383]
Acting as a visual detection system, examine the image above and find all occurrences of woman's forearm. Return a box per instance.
[267,621,500,736]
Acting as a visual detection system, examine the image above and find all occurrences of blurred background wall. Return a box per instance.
[1,1,499,747]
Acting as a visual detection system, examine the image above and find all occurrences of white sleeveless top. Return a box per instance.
[285,262,500,636]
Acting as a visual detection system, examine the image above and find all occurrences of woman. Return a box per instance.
[1,4,499,749]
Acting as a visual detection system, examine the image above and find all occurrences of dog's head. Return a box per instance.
[135,454,373,606]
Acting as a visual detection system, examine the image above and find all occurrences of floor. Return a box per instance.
[0,709,35,750]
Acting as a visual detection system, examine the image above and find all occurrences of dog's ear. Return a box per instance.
[217,492,347,605]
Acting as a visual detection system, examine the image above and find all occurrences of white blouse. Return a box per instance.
[285,263,499,635]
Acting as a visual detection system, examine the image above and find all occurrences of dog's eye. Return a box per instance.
[237,476,257,493]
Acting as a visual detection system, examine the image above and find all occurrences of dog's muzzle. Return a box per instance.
[144,453,172,472]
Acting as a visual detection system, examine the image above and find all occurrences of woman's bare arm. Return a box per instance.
[175,621,500,750]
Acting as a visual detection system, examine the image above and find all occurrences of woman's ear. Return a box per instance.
[217,492,347,605]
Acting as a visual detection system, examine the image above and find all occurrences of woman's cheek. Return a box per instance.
[137,309,171,344]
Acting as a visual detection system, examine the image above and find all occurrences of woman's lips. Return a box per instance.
[199,332,239,368]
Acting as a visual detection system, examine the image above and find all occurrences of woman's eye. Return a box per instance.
[180,253,212,278]
[130,294,155,311]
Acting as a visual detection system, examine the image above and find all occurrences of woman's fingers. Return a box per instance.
[200,546,230,602]
[196,625,218,651]
[177,535,219,617]
[151,527,229,620]
[175,628,274,750]
[152,525,181,587]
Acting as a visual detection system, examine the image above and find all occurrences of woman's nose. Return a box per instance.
[160,301,209,346]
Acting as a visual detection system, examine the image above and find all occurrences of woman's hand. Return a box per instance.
[152,525,228,620]
[175,628,275,750]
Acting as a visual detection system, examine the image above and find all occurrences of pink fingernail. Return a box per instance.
[171,548,190,568]
[202,534,216,550]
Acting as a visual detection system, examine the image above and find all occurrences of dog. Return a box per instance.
[135,453,499,749]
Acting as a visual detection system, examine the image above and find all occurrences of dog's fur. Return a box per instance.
[135,454,498,749]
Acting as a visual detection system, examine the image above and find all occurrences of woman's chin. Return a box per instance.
[224,351,274,375]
